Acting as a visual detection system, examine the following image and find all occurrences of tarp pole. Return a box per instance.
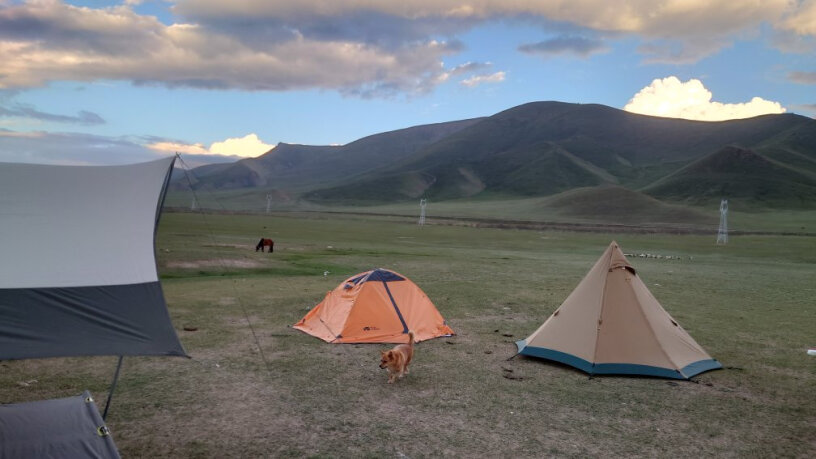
[103,356,124,420]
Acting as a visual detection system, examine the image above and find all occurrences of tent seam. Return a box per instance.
[591,245,614,369]
[630,273,682,377]
[381,280,409,334]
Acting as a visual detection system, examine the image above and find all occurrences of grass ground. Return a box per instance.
[2,211,814,457]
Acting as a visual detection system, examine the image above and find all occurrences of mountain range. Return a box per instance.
[174,101,816,209]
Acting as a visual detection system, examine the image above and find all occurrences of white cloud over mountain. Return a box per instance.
[209,134,274,157]
[624,77,786,121]
[148,133,274,158]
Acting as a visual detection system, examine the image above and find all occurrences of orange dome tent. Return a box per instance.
[294,268,454,343]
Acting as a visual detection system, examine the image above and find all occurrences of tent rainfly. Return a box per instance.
[0,392,120,458]
[294,268,454,343]
[516,241,721,379]
[0,157,187,458]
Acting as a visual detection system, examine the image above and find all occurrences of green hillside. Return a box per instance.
[178,101,816,210]
[545,185,714,226]
[643,145,816,208]
[178,118,481,191]
[304,102,816,205]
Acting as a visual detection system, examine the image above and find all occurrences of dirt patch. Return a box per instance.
[166,259,263,269]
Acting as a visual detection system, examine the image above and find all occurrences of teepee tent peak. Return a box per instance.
[294,268,454,344]
[516,241,721,380]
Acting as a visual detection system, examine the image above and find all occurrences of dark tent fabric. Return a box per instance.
[0,283,186,359]
[0,391,120,459]
[0,157,186,360]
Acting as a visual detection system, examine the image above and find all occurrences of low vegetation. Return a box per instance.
[2,211,814,457]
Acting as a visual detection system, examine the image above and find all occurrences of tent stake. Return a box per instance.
[103,356,124,420]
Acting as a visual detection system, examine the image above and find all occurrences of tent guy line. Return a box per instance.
[175,153,274,375]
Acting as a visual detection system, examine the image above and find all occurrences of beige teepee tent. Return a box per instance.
[516,241,720,379]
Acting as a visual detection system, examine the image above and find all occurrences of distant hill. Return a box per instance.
[545,185,713,226]
[643,145,816,207]
[177,101,816,209]
[173,118,482,191]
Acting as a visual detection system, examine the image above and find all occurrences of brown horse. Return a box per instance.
[255,238,274,253]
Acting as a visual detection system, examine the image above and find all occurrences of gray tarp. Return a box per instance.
[0,283,186,359]
[0,391,120,458]
[0,157,186,359]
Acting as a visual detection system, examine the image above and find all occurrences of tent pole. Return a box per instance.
[103,356,124,420]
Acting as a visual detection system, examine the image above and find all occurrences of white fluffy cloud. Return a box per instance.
[624,76,786,121]
[209,134,274,157]
[147,133,274,158]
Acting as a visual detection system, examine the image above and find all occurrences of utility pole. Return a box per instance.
[418,199,427,226]
[716,199,728,245]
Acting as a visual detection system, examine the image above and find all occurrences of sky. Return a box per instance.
[0,0,814,166]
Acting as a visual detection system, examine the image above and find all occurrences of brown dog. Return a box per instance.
[379,331,414,384]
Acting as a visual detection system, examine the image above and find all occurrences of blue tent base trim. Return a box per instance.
[515,340,722,380]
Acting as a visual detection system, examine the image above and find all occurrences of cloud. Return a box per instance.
[448,61,492,76]
[636,37,730,65]
[518,35,607,58]
[0,1,458,96]
[0,103,104,125]
[0,129,166,165]
[434,61,492,84]
[209,133,274,157]
[789,71,816,84]
[461,71,505,88]
[0,0,458,97]
[0,0,814,96]
[624,76,786,121]
[147,133,274,158]
[174,0,809,63]
[779,0,816,35]
[145,140,209,156]
[0,129,243,166]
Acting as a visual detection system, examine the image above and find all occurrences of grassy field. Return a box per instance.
[2,211,815,457]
